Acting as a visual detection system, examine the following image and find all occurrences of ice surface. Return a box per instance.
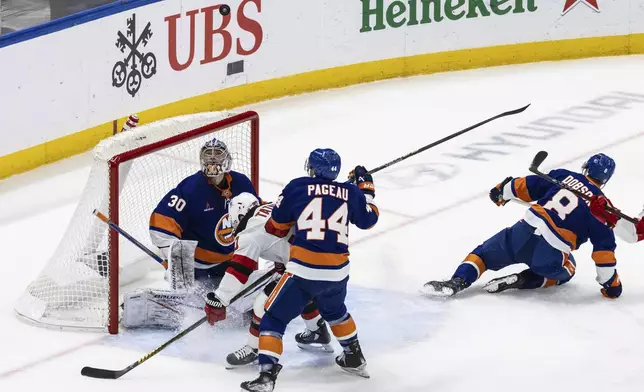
[3,56,644,391]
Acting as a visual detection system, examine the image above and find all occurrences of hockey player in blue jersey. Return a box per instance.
[422,153,622,299]
[149,138,258,284]
[207,148,379,392]
[122,139,259,329]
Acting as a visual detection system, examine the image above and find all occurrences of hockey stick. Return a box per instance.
[529,151,638,224]
[93,209,168,269]
[362,104,530,177]
[80,267,277,379]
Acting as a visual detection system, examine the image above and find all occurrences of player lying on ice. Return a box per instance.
[203,192,336,368]
[206,148,380,392]
[121,138,261,330]
[422,153,622,299]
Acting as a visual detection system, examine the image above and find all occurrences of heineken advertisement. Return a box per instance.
[2,0,641,176]
[361,0,538,32]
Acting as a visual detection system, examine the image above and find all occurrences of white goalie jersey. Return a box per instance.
[215,202,291,305]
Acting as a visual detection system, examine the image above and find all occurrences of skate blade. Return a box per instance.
[225,359,258,370]
[297,342,334,353]
[340,364,370,379]
[420,283,454,298]
[483,275,518,293]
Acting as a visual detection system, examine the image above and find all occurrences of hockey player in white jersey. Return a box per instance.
[204,193,332,367]
[590,195,644,243]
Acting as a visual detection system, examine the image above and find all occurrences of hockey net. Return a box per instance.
[14,111,259,334]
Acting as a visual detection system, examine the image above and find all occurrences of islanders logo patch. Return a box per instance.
[215,213,235,246]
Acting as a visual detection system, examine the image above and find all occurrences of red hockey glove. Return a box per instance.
[589,195,619,228]
[636,218,644,242]
[489,176,513,206]
[600,271,622,299]
[204,292,226,325]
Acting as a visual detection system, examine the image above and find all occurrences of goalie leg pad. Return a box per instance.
[166,240,197,290]
[122,289,188,329]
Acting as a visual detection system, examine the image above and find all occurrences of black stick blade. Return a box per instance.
[530,151,548,171]
[81,366,123,379]
[506,104,531,116]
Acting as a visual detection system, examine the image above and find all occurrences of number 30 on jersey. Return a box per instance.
[298,198,349,245]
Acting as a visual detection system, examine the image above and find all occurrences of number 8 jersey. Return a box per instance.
[265,176,380,281]
[502,168,616,264]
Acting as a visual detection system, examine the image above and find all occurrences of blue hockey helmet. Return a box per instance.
[582,153,615,186]
[305,148,341,180]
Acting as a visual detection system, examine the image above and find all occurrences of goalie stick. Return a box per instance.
[80,266,277,380]
[93,209,168,269]
[529,150,638,225]
[348,104,530,181]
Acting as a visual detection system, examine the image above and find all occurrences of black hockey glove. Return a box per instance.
[349,165,375,197]
[274,262,286,275]
[601,271,622,299]
[489,176,513,206]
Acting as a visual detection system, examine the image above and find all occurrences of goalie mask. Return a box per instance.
[200,138,232,181]
[229,192,260,230]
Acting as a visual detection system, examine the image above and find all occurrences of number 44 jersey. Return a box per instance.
[265,176,380,282]
[503,168,617,265]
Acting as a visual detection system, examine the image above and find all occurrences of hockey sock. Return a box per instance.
[301,301,322,331]
[258,331,283,366]
[453,254,487,285]
[328,313,358,348]
[247,313,261,349]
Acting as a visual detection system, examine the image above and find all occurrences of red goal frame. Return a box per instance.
[106,111,259,334]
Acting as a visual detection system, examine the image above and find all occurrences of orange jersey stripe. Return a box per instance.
[265,218,294,238]
[264,273,291,311]
[270,218,295,231]
[290,246,349,267]
[562,253,576,276]
[369,203,380,217]
[330,317,357,339]
[531,205,578,249]
[194,247,233,264]
[150,213,183,238]
[544,279,558,288]
[593,250,616,265]
[259,335,283,357]
[512,178,532,202]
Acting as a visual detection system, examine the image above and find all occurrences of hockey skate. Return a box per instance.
[295,319,334,353]
[225,344,258,369]
[335,340,369,378]
[421,277,468,297]
[240,364,282,392]
[483,273,525,293]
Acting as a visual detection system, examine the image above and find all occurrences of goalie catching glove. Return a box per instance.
[204,292,226,325]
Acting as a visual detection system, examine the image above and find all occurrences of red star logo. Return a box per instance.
[563,0,599,14]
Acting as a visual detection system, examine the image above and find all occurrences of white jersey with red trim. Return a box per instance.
[214,203,291,305]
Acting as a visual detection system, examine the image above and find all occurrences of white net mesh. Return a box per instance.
[14,111,256,332]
